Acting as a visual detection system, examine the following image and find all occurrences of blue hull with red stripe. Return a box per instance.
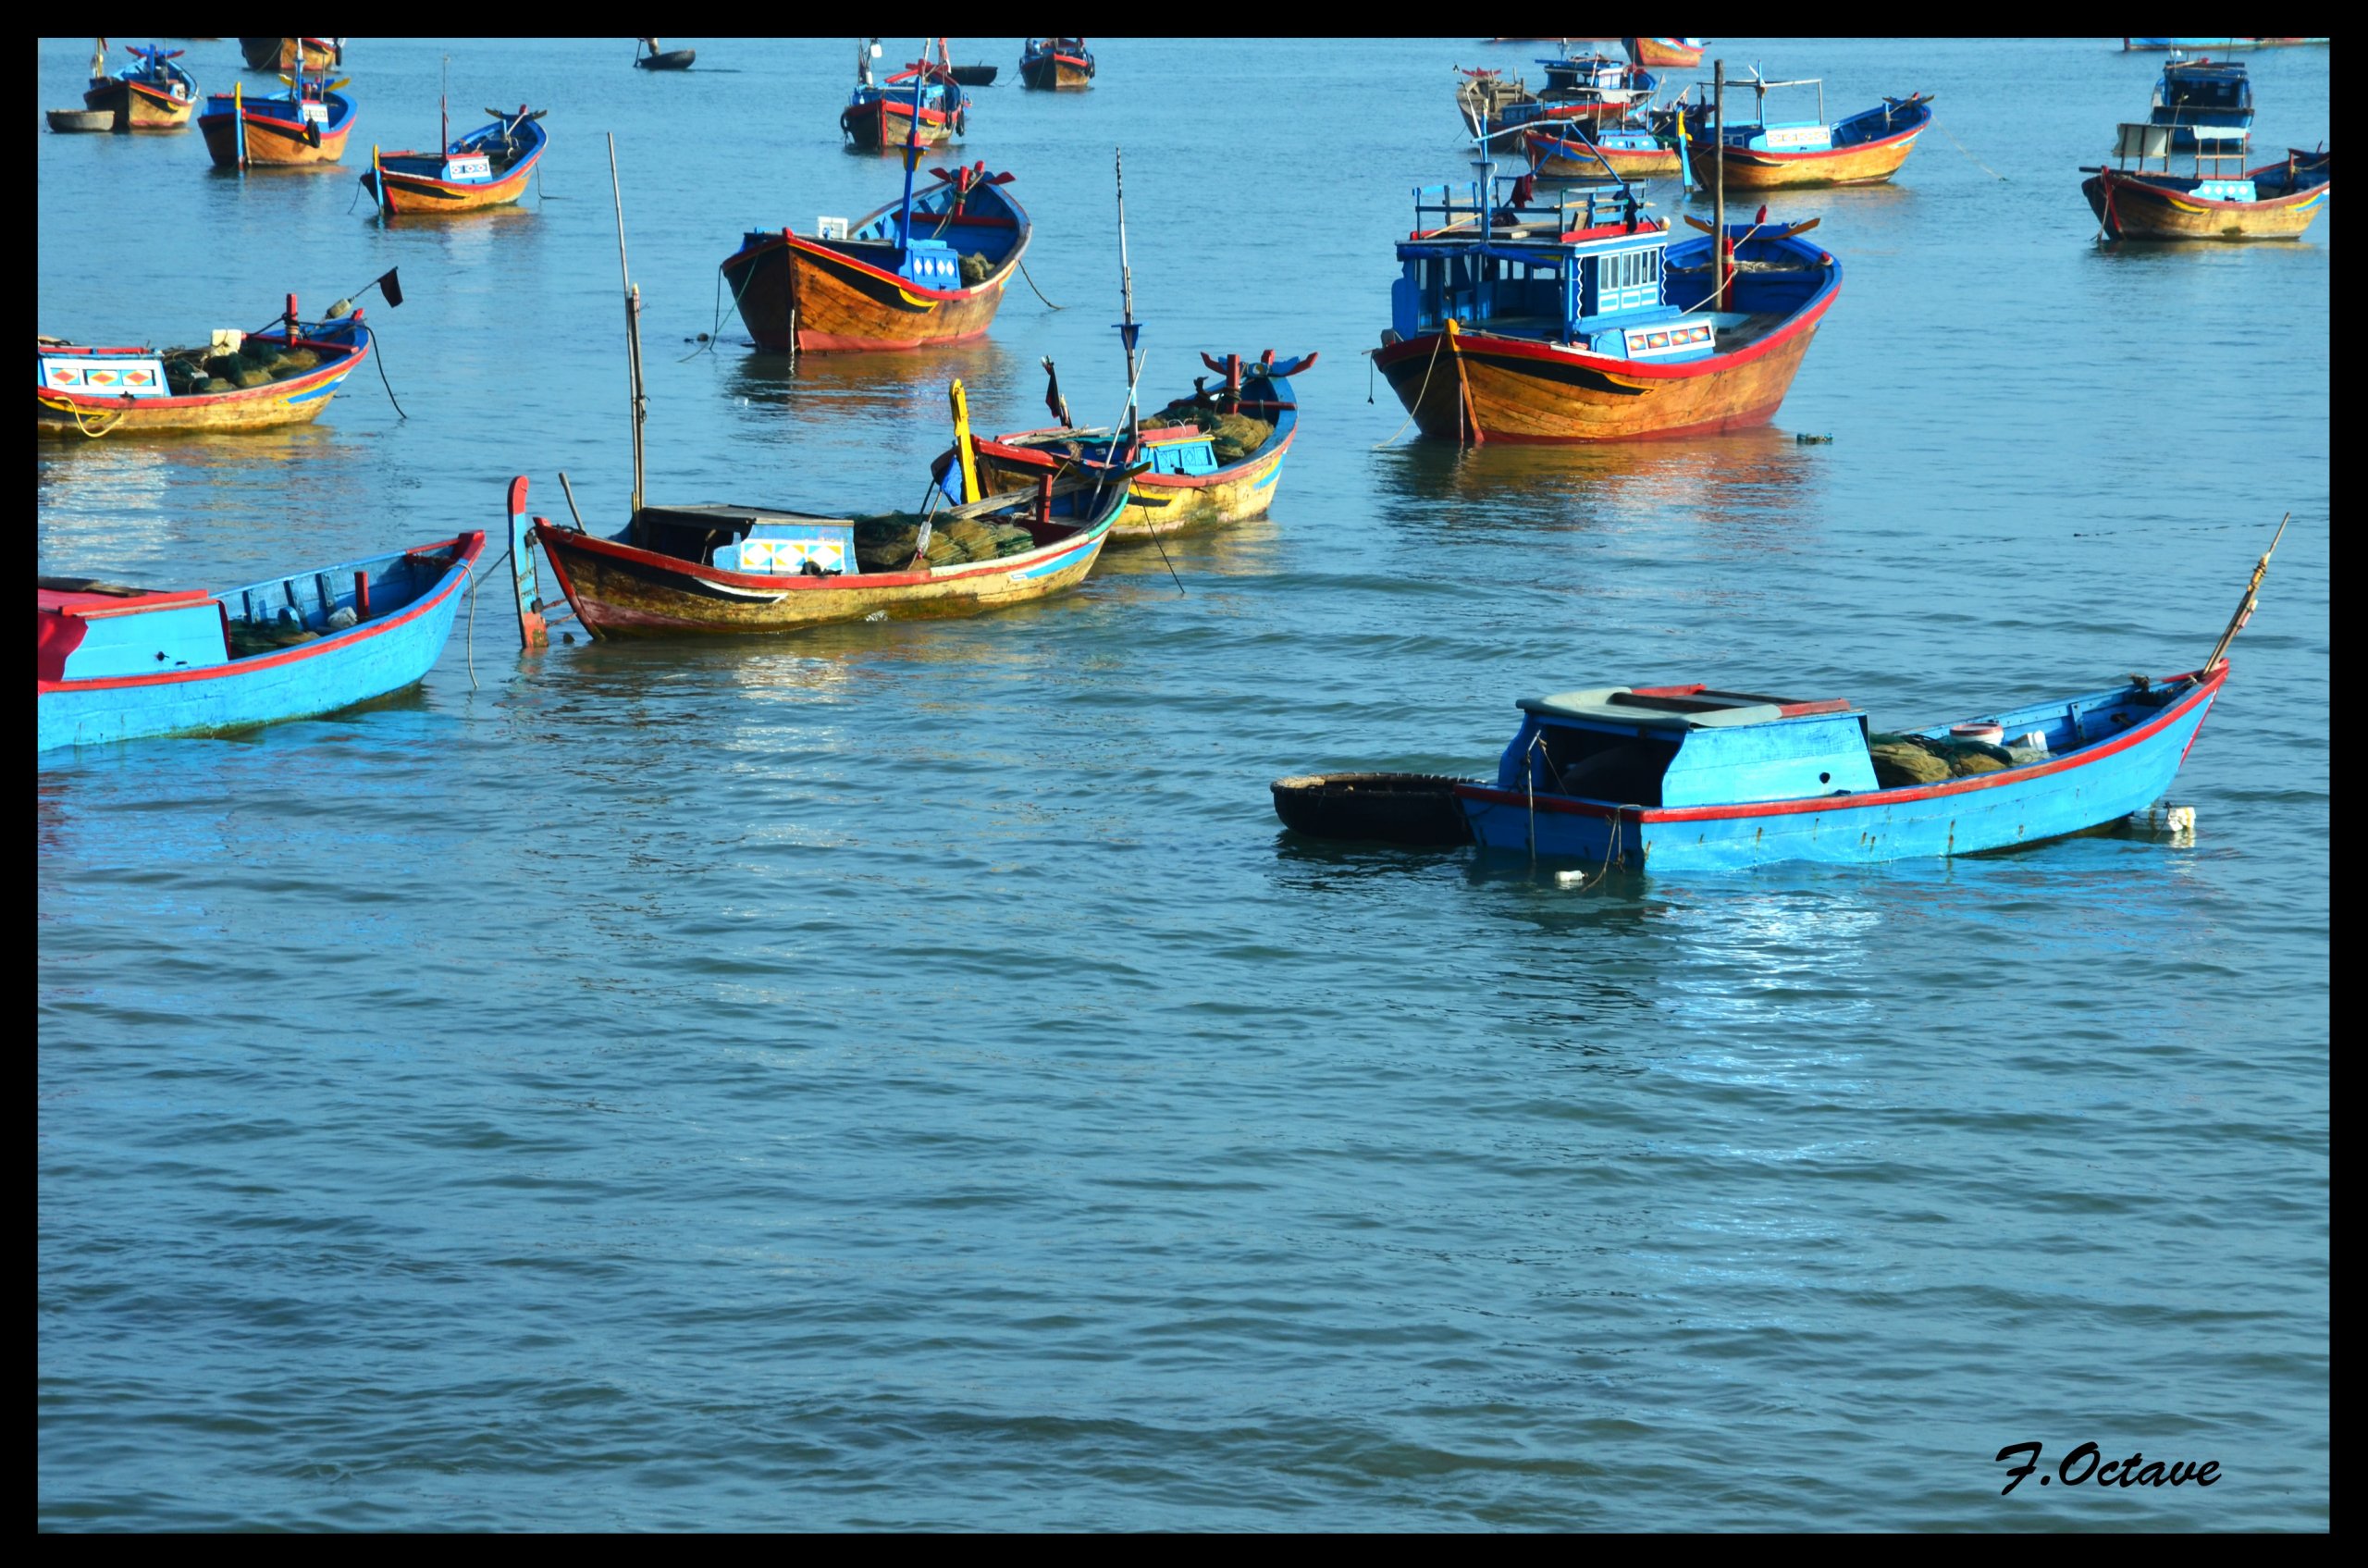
[38,533,484,751]
[1453,669,2224,871]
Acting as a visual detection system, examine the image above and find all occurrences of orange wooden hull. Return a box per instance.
[2082,169,2330,240]
[840,97,961,149]
[1019,56,1092,90]
[1623,37,1704,69]
[362,159,537,215]
[1376,315,1829,443]
[36,332,370,439]
[1691,130,1923,189]
[721,233,1018,353]
[1526,132,1682,180]
[534,513,1112,636]
[240,37,339,71]
[201,110,352,166]
[82,78,195,130]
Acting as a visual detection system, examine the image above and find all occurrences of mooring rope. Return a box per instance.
[1371,329,1447,448]
[1018,256,1066,309]
[1931,114,2005,180]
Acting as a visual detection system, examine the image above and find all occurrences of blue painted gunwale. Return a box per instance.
[38,533,485,751]
[1453,667,2226,871]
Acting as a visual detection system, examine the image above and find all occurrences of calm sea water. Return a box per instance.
[38,37,2327,1530]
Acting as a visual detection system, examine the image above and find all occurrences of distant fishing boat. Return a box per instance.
[720,162,1029,353]
[239,37,340,72]
[38,532,484,752]
[941,351,1315,545]
[2123,37,2327,50]
[634,37,695,70]
[36,281,392,438]
[2145,55,2252,150]
[1019,37,1094,90]
[1684,73,1932,189]
[1523,120,1683,181]
[2082,123,2330,241]
[82,41,198,131]
[363,105,548,216]
[1459,55,1656,141]
[842,38,968,149]
[1623,37,1706,70]
[199,72,355,167]
[1447,523,2288,870]
[1373,161,1839,443]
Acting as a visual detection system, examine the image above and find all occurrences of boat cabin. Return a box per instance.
[2151,56,2252,147]
[1495,685,1877,807]
[1708,73,1835,152]
[1392,172,1722,362]
[2103,120,2259,201]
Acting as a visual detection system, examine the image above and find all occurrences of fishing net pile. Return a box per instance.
[851,512,1038,572]
[1866,733,2016,789]
[1149,398,1275,464]
[957,251,994,285]
[162,341,324,396]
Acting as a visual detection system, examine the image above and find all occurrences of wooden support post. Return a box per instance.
[1712,59,1727,312]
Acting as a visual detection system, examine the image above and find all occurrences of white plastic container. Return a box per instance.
[1950,721,2005,746]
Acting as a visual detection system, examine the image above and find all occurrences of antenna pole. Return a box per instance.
[1115,146,1141,432]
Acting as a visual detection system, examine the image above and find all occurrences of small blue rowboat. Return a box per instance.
[38,529,485,751]
[1455,671,2225,871]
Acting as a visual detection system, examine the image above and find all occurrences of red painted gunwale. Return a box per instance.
[1373,274,1838,384]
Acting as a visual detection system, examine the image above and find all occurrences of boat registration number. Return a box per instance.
[300,101,329,124]
[1758,124,1832,151]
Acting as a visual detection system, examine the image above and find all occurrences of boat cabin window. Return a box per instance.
[1585,246,1663,316]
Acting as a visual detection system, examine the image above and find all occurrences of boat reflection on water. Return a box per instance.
[1092,514,1284,584]
[1375,423,1826,545]
[719,338,1020,425]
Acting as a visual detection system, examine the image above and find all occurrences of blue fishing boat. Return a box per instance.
[1446,524,2287,871]
[2148,55,2252,150]
[1372,162,1840,442]
[843,38,968,149]
[38,531,485,751]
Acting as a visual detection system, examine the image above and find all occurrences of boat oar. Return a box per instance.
[2200,512,2289,676]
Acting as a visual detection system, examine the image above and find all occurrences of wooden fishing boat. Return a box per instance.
[37,289,384,438]
[1623,37,1706,70]
[2082,125,2330,241]
[1374,168,1839,443]
[720,162,1030,353]
[1449,515,2290,870]
[949,63,998,86]
[634,38,695,70]
[46,108,116,133]
[1459,56,1656,141]
[843,43,968,150]
[200,75,356,167]
[38,532,484,752]
[937,351,1315,545]
[2145,55,2252,150]
[1523,121,1682,180]
[83,43,198,131]
[239,37,341,72]
[362,106,548,216]
[517,470,1128,639]
[1684,76,1932,189]
[1019,38,1094,91]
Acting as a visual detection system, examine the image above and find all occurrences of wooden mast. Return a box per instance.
[608,133,645,522]
[1712,58,1726,310]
